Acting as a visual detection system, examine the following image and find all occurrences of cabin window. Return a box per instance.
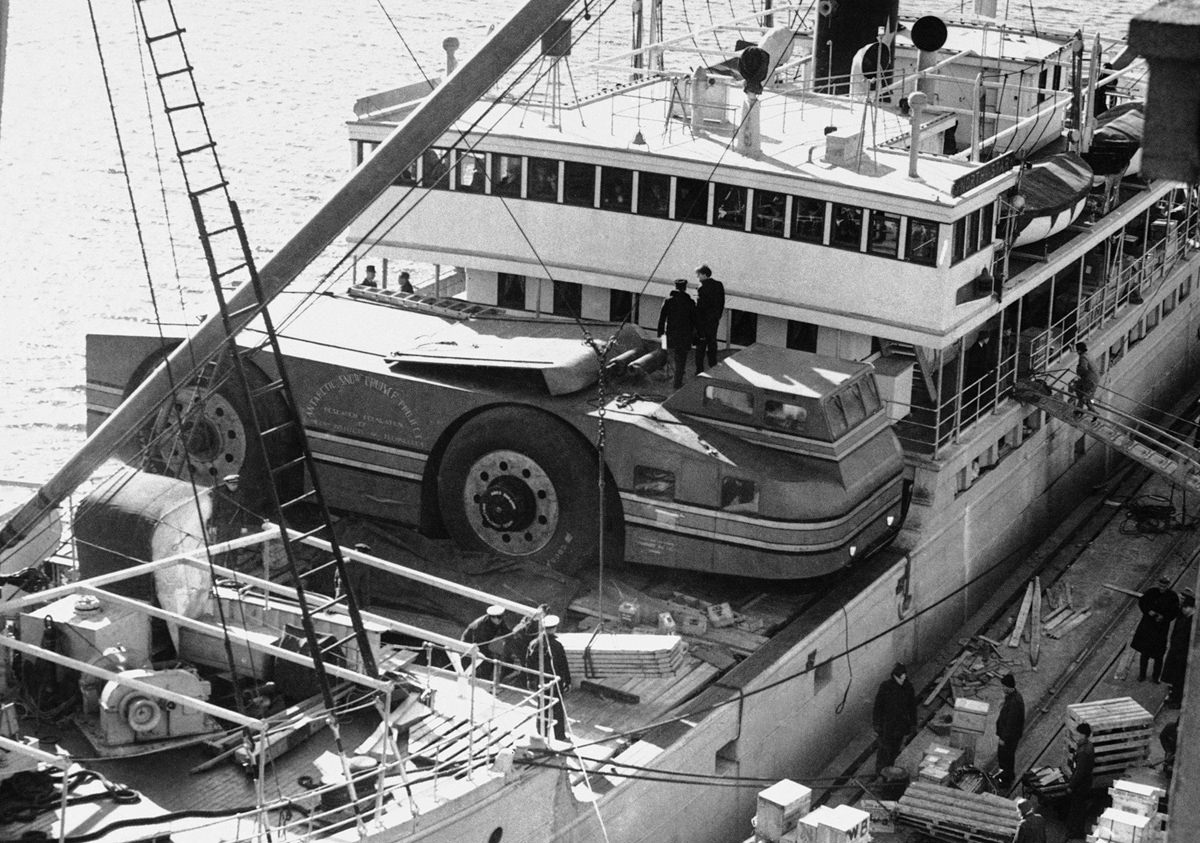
[713,183,747,230]
[720,478,759,513]
[1180,273,1192,301]
[1036,66,1048,105]
[952,217,967,264]
[752,189,786,237]
[638,172,671,218]
[906,218,938,265]
[421,148,451,189]
[497,273,526,310]
[1146,304,1160,333]
[764,399,807,432]
[786,320,818,352]
[868,211,900,257]
[675,177,709,224]
[791,197,826,243]
[981,202,996,249]
[563,162,596,207]
[1052,64,1063,92]
[634,465,675,500]
[600,167,633,211]
[610,289,639,323]
[858,377,882,413]
[528,157,559,201]
[704,384,754,416]
[966,211,980,256]
[356,140,380,166]
[552,280,581,317]
[492,154,522,197]
[1163,289,1177,316]
[837,387,867,429]
[393,156,417,186]
[831,204,863,250]
[825,397,848,438]
[455,151,486,193]
[729,310,758,346]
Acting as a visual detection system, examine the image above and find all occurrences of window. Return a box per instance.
[752,189,786,236]
[720,477,759,513]
[634,465,675,499]
[826,397,848,437]
[868,211,900,257]
[831,204,863,250]
[497,273,526,310]
[906,218,938,265]
[791,197,825,243]
[563,161,595,206]
[492,154,522,197]
[356,140,380,166]
[858,377,882,413]
[610,289,639,323]
[729,310,758,346]
[638,172,671,218]
[455,151,486,193]
[966,211,980,256]
[981,203,995,249]
[600,167,633,211]
[764,399,807,432]
[713,183,747,230]
[393,157,417,186]
[528,157,559,201]
[838,387,867,429]
[1146,305,1159,333]
[675,177,709,224]
[1036,66,1048,106]
[704,384,754,416]
[952,217,967,264]
[421,148,451,189]
[552,280,581,317]
[1164,289,1177,316]
[1181,273,1193,301]
[786,320,818,352]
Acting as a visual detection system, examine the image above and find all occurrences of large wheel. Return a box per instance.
[436,407,620,575]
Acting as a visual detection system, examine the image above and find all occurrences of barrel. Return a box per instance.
[878,765,910,800]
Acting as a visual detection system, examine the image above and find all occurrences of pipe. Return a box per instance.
[907,91,929,179]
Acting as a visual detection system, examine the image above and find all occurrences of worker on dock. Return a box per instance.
[1065,722,1095,840]
[1162,587,1194,708]
[462,604,511,681]
[361,265,378,288]
[693,264,725,375]
[872,662,917,775]
[995,672,1025,788]
[1013,798,1046,843]
[657,279,698,390]
[1071,342,1098,414]
[399,270,414,293]
[526,614,571,742]
[1131,576,1180,683]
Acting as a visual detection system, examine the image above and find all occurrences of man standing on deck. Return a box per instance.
[1131,576,1180,682]
[995,672,1025,788]
[461,604,510,681]
[1013,798,1046,843]
[1162,588,1195,707]
[361,265,378,288]
[694,264,725,375]
[872,662,917,775]
[657,279,698,390]
[526,614,571,742]
[1065,722,1095,841]
[1071,342,1099,413]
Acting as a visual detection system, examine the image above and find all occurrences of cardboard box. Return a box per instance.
[756,779,813,842]
[668,603,708,635]
[818,804,870,843]
[796,807,836,843]
[1096,807,1150,843]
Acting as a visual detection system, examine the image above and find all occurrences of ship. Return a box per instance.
[1,0,1198,841]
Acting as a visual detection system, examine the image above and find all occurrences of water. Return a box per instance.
[0,0,1147,489]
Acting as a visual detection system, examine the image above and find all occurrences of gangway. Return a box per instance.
[1013,375,1200,494]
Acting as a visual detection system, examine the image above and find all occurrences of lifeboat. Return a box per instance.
[1012,152,1094,247]
[1082,101,1144,177]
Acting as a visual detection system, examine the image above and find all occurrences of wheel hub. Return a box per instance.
[151,387,246,483]
[464,450,559,555]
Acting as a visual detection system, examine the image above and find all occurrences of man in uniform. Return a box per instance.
[694,264,725,375]
[1132,576,1180,682]
[657,279,697,390]
[461,604,510,681]
[526,614,572,741]
[1072,342,1099,413]
[872,662,917,774]
[995,672,1025,788]
[1014,798,1047,843]
[1066,722,1095,840]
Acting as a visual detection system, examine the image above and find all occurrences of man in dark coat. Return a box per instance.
[1066,722,1095,839]
[657,279,698,389]
[693,264,725,375]
[461,604,510,681]
[873,662,917,774]
[1014,798,1047,843]
[1072,342,1099,413]
[526,614,572,741]
[1162,588,1195,707]
[1132,576,1180,682]
[995,673,1025,787]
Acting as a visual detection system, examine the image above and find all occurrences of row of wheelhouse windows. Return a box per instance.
[355,140,996,267]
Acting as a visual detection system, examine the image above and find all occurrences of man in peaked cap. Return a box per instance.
[1066,722,1095,839]
[995,672,1025,788]
[1132,576,1179,682]
[1163,587,1195,708]
[872,662,917,775]
[461,604,510,681]
[1013,798,1047,843]
[526,614,572,741]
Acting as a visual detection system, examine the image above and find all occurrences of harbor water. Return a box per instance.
[0,0,1151,487]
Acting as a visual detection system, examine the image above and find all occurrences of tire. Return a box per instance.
[130,351,300,516]
[436,407,621,575]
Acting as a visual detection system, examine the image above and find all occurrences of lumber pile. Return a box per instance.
[1086,780,1169,843]
[556,632,686,678]
[896,781,1021,843]
[1066,698,1153,777]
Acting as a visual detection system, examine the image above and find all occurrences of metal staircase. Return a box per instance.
[1013,377,1200,494]
[134,0,379,721]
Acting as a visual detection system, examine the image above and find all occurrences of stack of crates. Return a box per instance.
[754,780,812,843]
[1066,699,1153,778]
[1087,780,1169,843]
[918,743,967,785]
[949,698,989,763]
[793,804,871,843]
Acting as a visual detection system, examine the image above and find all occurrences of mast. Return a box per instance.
[0,0,579,552]
[0,0,9,145]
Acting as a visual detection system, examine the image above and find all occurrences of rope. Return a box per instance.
[373,0,436,91]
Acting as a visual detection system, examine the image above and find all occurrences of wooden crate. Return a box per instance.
[1066,698,1153,774]
[1108,781,1165,817]
[1093,807,1151,843]
[756,779,812,843]
[896,780,1021,843]
[952,698,990,734]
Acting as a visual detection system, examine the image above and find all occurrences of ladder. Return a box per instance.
[134,0,378,714]
[1013,378,1200,494]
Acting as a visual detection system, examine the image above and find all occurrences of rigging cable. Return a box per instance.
[372,0,436,91]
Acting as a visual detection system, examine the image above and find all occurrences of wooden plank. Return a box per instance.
[923,651,972,706]
[1031,576,1042,667]
[1008,582,1035,648]
[1114,650,1135,681]
[1103,583,1144,598]
[1048,610,1092,638]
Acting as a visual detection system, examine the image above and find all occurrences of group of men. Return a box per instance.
[656,265,726,389]
[1131,576,1195,707]
[359,264,414,293]
[461,604,572,741]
